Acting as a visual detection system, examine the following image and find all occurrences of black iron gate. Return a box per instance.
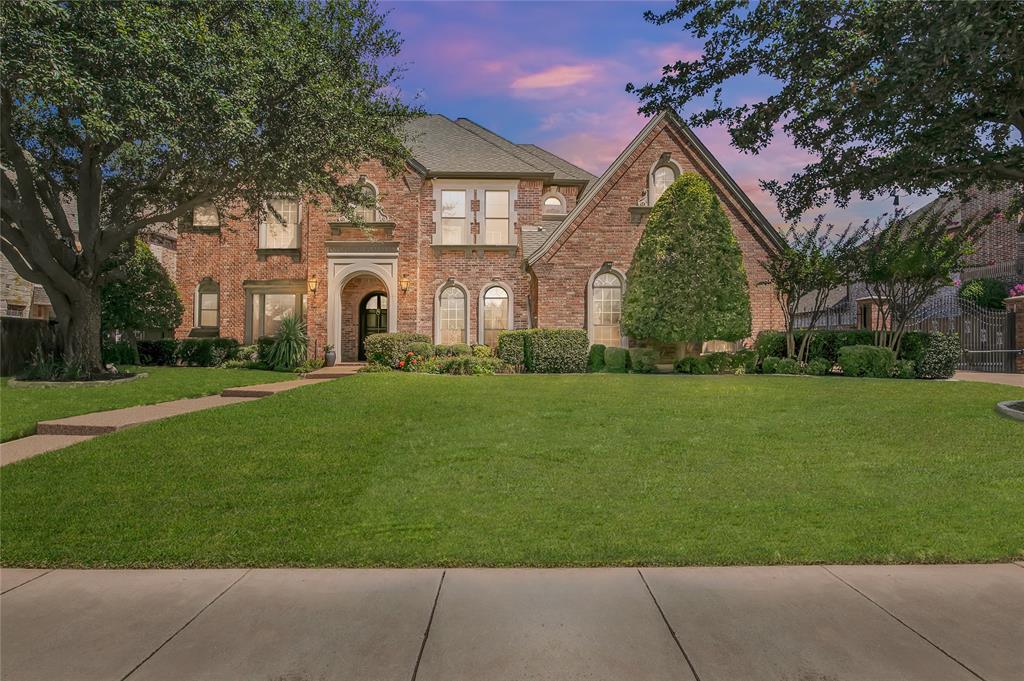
[906,291,1019,372]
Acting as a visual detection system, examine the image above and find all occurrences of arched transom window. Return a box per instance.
[542,195,565,214]
[482,286,509,347]
[650,165,678,205]
[439,286,466,344]
[591,273,622,347]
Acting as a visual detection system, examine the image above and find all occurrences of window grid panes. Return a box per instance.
[439,287,466,344]
[483,287,509,347]
[199,292,218,328]
[261,199,299,249]
[484,190,510,244]
[651,166,676,204]
[441,190,466,244]
[592,273,622,347]
[542,196,564,214]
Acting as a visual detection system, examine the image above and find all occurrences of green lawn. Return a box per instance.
[0,366,292,442]
[1,374,1021,568]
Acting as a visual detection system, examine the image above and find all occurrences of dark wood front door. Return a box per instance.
[359,292,388,360]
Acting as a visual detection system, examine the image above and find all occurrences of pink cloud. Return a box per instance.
[512,65,599,90]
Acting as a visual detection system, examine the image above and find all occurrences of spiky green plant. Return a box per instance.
[267,316,308,371]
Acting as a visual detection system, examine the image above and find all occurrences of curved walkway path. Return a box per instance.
[1,564,1021,681]
[0,364,362,466]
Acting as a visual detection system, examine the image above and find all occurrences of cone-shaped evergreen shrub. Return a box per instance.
[621,173,751,344]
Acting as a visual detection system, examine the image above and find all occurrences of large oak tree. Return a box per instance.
[1,0,415,373]
[627,1,1024,220]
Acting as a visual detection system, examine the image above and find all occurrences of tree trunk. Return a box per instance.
[58,288,105,375]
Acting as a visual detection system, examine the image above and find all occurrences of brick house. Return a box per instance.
[174,110,786,361]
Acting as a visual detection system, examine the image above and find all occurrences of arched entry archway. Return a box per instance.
[358,291,388,360]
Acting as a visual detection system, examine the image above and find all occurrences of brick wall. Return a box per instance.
[530,119,784,340]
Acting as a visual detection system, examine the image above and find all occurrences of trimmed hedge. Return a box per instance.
[805,357,832,376]
[176,338,241,367]
[138,339,178,366]
[891,359,916,379]
[838,345,895,378]
[588,344,606,372]
[674,356,711,374]
[629,348,658,374]
[529,329,589,373]
[497,330,529,369]
[102,340,137,365]
[604,346,630,373]
[364,332,431,367]
[406,342,435,359]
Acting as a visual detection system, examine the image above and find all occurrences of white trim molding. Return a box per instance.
[586,265,627,347]
[434,278,470,344]
[326,247,399,351]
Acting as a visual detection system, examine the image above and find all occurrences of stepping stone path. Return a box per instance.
[0,364,364,466]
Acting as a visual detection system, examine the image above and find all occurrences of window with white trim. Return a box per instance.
[197,279,219,329]
[484,190,510,244]
[441,190,467,244]
[591,273,622,347]
[542,195,565,214]
[260,198,299,250]
[482,286,509,346]
[650,165,678,205]
[438,286,466,343]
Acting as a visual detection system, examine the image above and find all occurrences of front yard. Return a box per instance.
[1,374,1021,567]
[0,366,291,442]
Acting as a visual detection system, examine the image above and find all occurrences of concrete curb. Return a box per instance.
[994,400,1024,422]
[7,373,148,389]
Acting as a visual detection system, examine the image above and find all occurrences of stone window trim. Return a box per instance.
[477,281,515,345]
[541,190,568,215]
[433,278,470,345]
[431,179,519,248]
[243,279,307,343]
[258,197,303,256]
[189,203,221,232]
[646,154,682,206]
[586,264,627,348]
[194,277,220,330]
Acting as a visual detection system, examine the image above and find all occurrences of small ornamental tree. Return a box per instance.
[760,218,862,362]
[101,239,184,361]
[856,206,983,354]
[621,172,751,347]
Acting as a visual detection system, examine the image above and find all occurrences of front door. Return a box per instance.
[359,292,388,360]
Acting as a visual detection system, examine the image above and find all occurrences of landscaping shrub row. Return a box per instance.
[496,329,589,373]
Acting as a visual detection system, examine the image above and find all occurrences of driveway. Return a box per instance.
[954,370,1024,387]
[2,565,1022,681]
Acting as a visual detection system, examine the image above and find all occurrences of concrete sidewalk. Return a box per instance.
[1,565,1021,681]
[953,370,1024,387]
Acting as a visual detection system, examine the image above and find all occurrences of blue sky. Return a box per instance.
[381,1,917,227]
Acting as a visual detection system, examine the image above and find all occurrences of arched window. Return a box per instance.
[650,165,678,205]
[438,285,467,344]
[354,183,378,222]
[542,195,565,214]
[481,286,510,347]
[591,272,622,347]
[196,279,219,329]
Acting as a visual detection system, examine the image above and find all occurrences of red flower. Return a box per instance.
[398,361,405,368]
[412,359,417,364]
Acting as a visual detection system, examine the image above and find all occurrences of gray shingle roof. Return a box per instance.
[521,227,551,260]
[402,115,595,186]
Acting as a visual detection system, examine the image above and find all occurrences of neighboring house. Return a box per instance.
[1,190,178,323]
[174,110,786,361]
[796,186,1024,331]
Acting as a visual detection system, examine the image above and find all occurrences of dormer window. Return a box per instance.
[542,195,566,215]
[650,164,679,205]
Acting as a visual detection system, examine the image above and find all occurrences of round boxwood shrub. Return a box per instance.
[958,278,1008,310]
[588,344,606,372]
[775,357,801,375]
[838,345,895,378]
[674,355,711,374]
[364,332,431,367]
[890,359,916,379]
[471,344,493,358]
[760,355,782,374]
[805,357,832,376]
[406,342,435,359]
[702,352,732,374]
[604,346,630,373]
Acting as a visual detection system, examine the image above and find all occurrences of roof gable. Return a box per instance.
[526,110,784,265]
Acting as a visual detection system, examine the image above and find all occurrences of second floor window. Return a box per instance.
[484,190,510,244]
[261,198,299,250]
[441,190,466,244]
[543,195,565,214]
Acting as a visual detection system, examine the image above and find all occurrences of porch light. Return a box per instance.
[307,274,318,294]
[400,275,410,293]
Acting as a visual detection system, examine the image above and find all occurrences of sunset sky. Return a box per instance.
[381,0,927,228]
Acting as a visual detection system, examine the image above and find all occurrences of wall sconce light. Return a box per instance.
[399,274,410,293]
[307,274,318,294]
